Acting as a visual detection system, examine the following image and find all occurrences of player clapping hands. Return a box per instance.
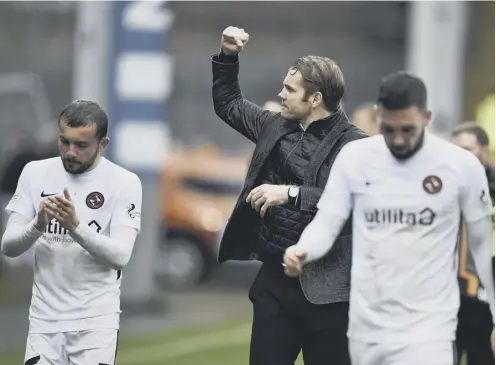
[43,188,80,231]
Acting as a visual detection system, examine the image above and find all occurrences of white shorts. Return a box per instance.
[24,329,119,365]
[349,339,456,365]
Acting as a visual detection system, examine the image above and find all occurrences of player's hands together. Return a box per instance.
[246,184,290,217]
[221,26,249,55]
[283,245,308,277]
[44,188,80,232]
[34,200,55,232]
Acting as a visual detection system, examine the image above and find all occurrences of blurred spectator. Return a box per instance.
[475,94,495,162]
[351,103,379,136]
[452,122,494,183]
[452,121,495,365]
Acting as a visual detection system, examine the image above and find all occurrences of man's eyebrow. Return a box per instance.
[59,136,90,144]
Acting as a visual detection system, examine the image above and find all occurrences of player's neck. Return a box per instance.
[85,155,103,173]
[301,108,331,128]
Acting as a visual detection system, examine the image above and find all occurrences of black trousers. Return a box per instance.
[456,296,494,365]
[249,261,350,365]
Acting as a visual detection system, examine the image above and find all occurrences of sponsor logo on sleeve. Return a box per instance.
[126,203,141,219]
[480,189,490,206]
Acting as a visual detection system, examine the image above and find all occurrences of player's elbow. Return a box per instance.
[0,243,10,257]
[1,238,19,257]
[110,260,128,271]
[109,251,132,270]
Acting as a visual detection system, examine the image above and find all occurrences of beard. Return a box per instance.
[62,150,99,175]
[387,130,425,161]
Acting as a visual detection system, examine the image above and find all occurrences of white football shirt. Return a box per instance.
[311,133,493,343]
[5,157,142,333]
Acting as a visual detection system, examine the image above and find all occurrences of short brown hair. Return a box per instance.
[291,56,345,111]
[452,121,489,147]
[59,100,108,140]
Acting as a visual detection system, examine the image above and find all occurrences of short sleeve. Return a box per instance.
[316,144,353,219]
[110,173,142,232]
[460,154,494,223]
[5,162,35,220]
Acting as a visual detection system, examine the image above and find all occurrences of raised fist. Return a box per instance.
[221,26,249,55]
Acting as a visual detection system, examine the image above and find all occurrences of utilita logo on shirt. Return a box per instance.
[44,219,73,245]
[45,219,68,235]
[44,219,102,245]
[364,207,436,226]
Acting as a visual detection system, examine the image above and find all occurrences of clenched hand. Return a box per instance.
[221,26,249,55]
[246,184,290,217]
[283,245,308,277]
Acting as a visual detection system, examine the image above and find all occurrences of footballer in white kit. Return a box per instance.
[1,100,142,365]
[283,72,495,365]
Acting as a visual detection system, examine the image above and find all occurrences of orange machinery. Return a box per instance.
[154,144,249,290]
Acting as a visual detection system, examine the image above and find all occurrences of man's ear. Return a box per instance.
[424,109,433,126]
[312,92,323,108]
[100,137,110,151]
[481,145,491,165]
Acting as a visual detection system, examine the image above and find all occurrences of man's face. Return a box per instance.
[452,132,485,162]
[278,69,314,121]
[377,106,431,160]
[58,121,108,174]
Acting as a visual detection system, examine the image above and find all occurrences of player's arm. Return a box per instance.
[284,146,353,272]
[68,174,142,270]
[460,155,495,322]
[0,163,39,257]
[212,26,275,143]
[68,225,137,270]
[1,213,42,257]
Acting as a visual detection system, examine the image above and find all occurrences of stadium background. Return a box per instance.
[0,1,493,364]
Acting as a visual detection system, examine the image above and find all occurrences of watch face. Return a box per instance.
[289,186,298,197]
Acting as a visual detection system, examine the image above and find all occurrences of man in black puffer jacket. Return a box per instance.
[212,26,367,365]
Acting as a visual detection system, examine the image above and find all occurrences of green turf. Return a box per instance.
[0,316,304,365]
[0,315,468,365]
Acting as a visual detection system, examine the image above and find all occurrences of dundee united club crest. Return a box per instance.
[86,192,105,209]
[422,175,443,195]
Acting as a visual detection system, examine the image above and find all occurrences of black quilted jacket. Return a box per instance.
[212,52,367,304]
[256,117,346,262]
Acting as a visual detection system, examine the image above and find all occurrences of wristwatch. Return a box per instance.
[288,186,300,206]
